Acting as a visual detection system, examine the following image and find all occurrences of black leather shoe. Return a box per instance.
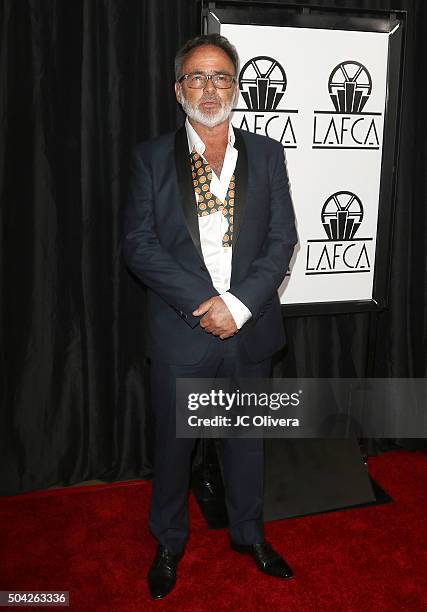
[230,540,294,579]
[147,545,183,599]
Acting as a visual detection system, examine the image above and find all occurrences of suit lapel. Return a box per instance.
[231,128,248,249]
[174,126,203,260]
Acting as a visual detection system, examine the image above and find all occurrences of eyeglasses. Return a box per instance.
[178,72,236,89]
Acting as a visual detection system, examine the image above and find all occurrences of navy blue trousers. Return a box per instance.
[148,337,271,554]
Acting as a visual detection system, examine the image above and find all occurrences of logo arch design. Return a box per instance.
[321,191,364,240]
[328,61,372,113]
[239,56,287,111]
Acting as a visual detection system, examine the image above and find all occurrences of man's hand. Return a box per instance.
[192,296,238,340]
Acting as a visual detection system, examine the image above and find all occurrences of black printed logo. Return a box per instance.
[239,56,287,111]
[328,61,372,114]
[306,191,373,274]
[313,60,382,150]
[321,191,364,240]
[233,56,298,148]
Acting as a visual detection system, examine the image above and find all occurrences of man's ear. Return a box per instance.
[175,82,181,104]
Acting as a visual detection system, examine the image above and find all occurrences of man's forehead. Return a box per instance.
[182,45,234,70]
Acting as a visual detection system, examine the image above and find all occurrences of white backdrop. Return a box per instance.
[221,23,390,305]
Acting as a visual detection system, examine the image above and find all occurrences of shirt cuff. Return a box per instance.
[221,291,252,330]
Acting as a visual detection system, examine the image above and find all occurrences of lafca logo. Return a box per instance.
[313,61,382,150]
[239,55,287,110]
[328,61,372,113]
[306,191,374,275]
[233,56,298,148]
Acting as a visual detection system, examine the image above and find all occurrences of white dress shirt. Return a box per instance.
[185,117,252,329]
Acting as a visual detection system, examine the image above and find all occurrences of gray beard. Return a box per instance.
[180,91,238,128]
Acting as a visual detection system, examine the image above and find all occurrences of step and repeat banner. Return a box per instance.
[208,8,404,314]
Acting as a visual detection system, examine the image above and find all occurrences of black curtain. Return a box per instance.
[0,0,425,496]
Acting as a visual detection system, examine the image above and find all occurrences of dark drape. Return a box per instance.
[0,0,425,496]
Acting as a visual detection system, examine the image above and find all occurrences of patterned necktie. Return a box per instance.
[190,149,235,247]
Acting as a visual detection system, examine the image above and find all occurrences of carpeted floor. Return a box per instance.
[1,450,426,611]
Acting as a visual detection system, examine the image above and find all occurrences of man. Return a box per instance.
[124,33,297,600]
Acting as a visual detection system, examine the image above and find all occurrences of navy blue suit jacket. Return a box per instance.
[123,125,297,364]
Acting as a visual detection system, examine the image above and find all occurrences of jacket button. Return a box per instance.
[200,265,207,272]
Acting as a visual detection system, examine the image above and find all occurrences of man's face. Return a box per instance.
[175,44,239,128]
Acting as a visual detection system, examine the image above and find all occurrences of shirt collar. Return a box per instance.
[185,116,235,155]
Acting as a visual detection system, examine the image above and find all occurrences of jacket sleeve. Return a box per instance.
[123,145,218,328]
[228,143,297,319]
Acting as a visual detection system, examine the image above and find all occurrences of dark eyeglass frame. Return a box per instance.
[178,72,237,89]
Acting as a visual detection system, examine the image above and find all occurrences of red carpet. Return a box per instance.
[1,451,427,611]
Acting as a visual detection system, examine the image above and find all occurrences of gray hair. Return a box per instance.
[174,33,240,81]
